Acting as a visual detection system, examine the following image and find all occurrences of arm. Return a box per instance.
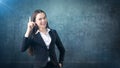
[21,17,35,52]
[55,30,65,67]
[21,37,31,52]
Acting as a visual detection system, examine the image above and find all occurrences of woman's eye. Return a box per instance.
[43,17,46,19]
[39,18,42,20]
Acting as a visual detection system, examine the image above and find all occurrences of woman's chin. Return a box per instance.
[38,25,46,28]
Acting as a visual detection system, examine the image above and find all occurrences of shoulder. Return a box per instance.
[49,29,58,35]
[50,28,57,32]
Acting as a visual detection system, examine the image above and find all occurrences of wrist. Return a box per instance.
[25,30,31,37]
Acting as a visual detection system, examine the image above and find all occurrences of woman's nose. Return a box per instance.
[42,19,46,22]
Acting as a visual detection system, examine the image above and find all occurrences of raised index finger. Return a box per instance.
[29,16,31,22]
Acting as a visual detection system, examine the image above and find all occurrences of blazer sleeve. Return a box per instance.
[54,30,65,65]
[21,37,32,52]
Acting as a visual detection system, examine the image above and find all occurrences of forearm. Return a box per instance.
[59,47,65,65]
[21,37,31,52]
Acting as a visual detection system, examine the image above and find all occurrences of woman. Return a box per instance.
[21,9,65,68]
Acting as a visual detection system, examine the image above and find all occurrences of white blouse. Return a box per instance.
[40,28,51,49]
[39,28,51,61]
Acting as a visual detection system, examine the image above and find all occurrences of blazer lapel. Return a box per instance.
[49,30,55,48]
[33,30,55,49]
[34,32,47,47]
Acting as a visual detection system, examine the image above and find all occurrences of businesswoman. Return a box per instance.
[21,9,65,68]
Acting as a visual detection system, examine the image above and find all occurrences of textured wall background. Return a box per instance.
[0,0,120,68]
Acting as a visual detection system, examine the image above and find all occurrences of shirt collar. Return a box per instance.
[35,28,51,34]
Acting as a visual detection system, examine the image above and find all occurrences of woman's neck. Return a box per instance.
[39,28,47,34]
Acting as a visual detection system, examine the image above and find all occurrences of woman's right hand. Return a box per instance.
[25,17,36,37]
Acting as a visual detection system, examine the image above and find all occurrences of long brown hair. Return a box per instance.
[31,9,49,37]
[27,9,49,56]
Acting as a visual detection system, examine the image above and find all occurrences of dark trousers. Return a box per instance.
[43,61,60,68]
[34,61,60,68]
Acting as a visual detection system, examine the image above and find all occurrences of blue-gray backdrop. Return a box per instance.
[0,0,120,68]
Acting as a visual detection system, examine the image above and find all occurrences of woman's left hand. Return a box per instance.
[59,63,62,68]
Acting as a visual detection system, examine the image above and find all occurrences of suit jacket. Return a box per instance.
[21,29,65,67]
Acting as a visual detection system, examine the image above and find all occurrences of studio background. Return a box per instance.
[0,0,120,68]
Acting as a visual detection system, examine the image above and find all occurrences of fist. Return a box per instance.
[27,17,36,32]
[25,17,36,37]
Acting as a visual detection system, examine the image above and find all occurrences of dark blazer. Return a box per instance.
[21,29,65,67]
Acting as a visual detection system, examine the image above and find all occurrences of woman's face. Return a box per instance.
[35,13,47,29]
